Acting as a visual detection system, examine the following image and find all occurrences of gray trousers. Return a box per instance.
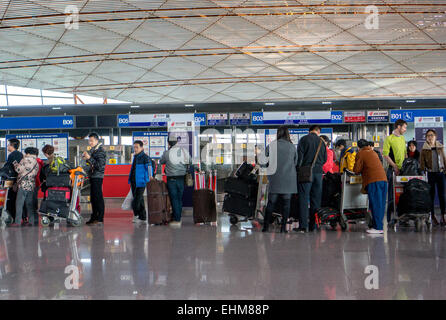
[15,188,36,224]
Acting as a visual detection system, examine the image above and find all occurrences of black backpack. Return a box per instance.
[397,178,431,215]
[400,158,420,176]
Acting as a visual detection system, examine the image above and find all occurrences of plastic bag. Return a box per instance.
[121,190,133,211]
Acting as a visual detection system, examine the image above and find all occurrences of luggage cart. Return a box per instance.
[337,171,372,231]
[40,171,86,227]
[388,172,431,232]
[0,178,15,227]
[225,165,264,226]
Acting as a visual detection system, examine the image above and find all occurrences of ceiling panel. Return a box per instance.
[0,0,444,103]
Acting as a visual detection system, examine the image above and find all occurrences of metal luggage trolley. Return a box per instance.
[337,171,372,231]
[40,171,86,227]
[389,172,431,232]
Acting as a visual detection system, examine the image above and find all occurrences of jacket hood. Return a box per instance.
[422,140,443,150]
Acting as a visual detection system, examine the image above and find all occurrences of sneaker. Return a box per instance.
[366,228,384,234]
[293,227,308,233]
[137,219,148,225]
[132,216,139,223]
[169,221,182,227]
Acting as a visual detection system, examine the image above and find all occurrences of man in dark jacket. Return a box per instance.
[129,140,153,225]
[2,138,23,222]
[296,125,327,233]
[83,133,106,225]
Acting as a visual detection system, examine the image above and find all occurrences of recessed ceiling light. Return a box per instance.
[52,107,61,110]
[406,100,416,103]
[185,104,194,107]
[322,101,332,105]
[0,108,7,111]
[130,105,140,108]
[265,102,275,106]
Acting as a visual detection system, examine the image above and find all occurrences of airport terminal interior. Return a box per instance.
[0,0,446,300]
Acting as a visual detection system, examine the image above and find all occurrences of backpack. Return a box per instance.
[400,158,420,176]
[340,147,356,173]
[49,156,71,175]
[397,178,431,215]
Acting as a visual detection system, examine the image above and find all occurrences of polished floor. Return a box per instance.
[0,201,446,300]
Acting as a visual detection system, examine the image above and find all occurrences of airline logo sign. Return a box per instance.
[414,116,443,128]
[230,113,250,125]
[367,110,389,123]
[207,113,228,126]
[344,111,366,123]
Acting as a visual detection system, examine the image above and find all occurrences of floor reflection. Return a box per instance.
[0,211,446,300]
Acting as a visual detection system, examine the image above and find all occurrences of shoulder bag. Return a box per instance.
[298,138,323,183]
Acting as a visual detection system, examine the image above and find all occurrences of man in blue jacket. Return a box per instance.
[129,140,153,225]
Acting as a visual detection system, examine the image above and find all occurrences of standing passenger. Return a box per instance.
[83,133,106,226]
[407,140,420,162]
[160,137,190,227]
[383,119,407,222]
[129,140,153,225]
[353,139,388,235]
[2,139,23,222]
[10,147,39,227]
[260,126,298,233]
[419,129,446,226]
[295,125,327,233]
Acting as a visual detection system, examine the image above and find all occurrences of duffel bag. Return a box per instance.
[397,178,431,215]
[224,177,258,199]
[46,174,71,188]
[223,193,256,218]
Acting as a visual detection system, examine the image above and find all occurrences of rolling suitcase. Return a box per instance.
[146,180,172,225]
[223,193,256,218]
[193,189,217,224]
[224,177,258,199]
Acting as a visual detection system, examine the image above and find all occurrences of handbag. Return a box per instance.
[298,138,323,183]
[181,148,194,187]
[121,190,133,211]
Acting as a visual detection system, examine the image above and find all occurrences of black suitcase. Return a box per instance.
[224,177,258,199]
[193,189,217,224]
[46,174,71,188]
[39,200,70,218]
[223,193,256,218]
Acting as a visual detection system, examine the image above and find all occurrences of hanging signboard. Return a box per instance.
[265,128,333,148]
[118,113,205,127]
[0,116,74,130]
[344,111,366,123]
[252,111,343,125]
[5,133,69,160]
[367,110,389,123]
[390,109,446,123]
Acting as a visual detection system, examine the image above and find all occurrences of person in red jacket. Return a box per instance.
[321,135,335,174]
